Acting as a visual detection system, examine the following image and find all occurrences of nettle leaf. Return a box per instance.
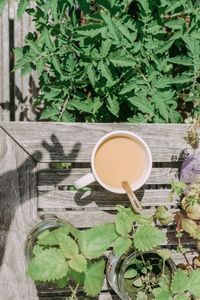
[83,259,105,297]
[86,64,96,87]
[174,295,190,300]
[119,80,137,95]
[100,39,112,58]
[56,275,68,288]
[100,12,119,42]
[27,248,69,282]
[110,57,136,67]
[165,19,184,30]
[71,99,95,114]
[134,225,166,251]
[181,218,200,240]
[128,96,154,115]
[38,225,79,246]
[69,254,87,273]
[171,270,189,293]
[113,236,132,256]
[0,0,7,14]
[136,291,148,300]
[188,269,200,297]
[49,0,58,21]
[124,269,137,279]
[138,0,149,14]
[60,235,79,259]
[17,0,29,19]
[115,208,134,236]
[79,223,118,258]
[40,106,60,120]
[99,61,113,84]
[168,56,193,66]
[107,95,119,117]
[156,76,192,88]
[157,249,172,261]
[155,206,174,225]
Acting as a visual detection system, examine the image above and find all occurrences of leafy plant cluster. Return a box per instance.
[27,205,166,298]
[123,252,200,300]
[1,0,200,122]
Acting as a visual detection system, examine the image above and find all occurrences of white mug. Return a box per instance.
[74,130,152,194]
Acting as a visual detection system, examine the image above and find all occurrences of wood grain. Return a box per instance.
[0,4,10,121]
[38,189,178,210]
[38,167,179,187]
[1,123,190,162]
[0,127,38,300]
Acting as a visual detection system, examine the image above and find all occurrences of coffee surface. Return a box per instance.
[94,136,145,188]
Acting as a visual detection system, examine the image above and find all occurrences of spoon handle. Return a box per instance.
[122,181,142,213]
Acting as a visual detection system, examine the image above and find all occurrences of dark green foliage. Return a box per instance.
[10,1,200,121]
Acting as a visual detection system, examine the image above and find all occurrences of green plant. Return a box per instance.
[122,251,200,300]
[27,205,166,298]
[1,0,200,122]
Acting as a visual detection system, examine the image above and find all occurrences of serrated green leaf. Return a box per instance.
[156,76,192,88]
[119,80,137,95]
[157,249,171,261]
[83,259,105,297]
[128,96,154,115]
[100,12,119,42]
[155,206,173,225]
[115,209,133,236]
[188,269,200,297]
[168,56,193,66]
[17,0,29,19]
[56,275,68,288]
[0,0,6,14]
[181,218,200,240]
[38,225,79,246]
[60,235,79,259]
[174,295,190,300]
[70,269,85,285]
[52,57,63,76]
[107,95,119,117]
[79,223,118,258]
[99,61,113,84]
[134,225,166,252]
[71,99,94,114]
[86,64,96,87]
[138,0,149,14]
[49,0,58,21]
[27,248,69,282]
[154,290,172,300]
[124,269,137,279]
[165,19,184,29]
[32,244,44,256]
[110,57,136,67]
[113,236,132,256]
[136,291,148,300]
[40,107,59,120]
[171,270,189,293]
[100,39,112,58]
[69,254,87,273]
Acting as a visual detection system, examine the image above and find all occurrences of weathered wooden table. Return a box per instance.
[0,122,195,300]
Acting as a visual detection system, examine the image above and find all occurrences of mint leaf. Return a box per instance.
[83,259,105,297]
[171,270,189,293]
[79,223,117,258]
[27,249,69,281]
[134,225,166,251]
[69,254,87,273]
[60,236,79,259]
[113,236,132,256]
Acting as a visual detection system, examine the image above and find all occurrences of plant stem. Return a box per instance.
[58,97,69,121]
[177,235,192,267]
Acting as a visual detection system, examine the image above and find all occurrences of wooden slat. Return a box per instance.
[0,3,10,121]
[0,127,38,299]
[14,1,38,121]
[38,167,179,187]
[0,123,190,162]
[38,189,178,209]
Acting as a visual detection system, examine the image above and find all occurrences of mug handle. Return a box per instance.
[74,172,96,189]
